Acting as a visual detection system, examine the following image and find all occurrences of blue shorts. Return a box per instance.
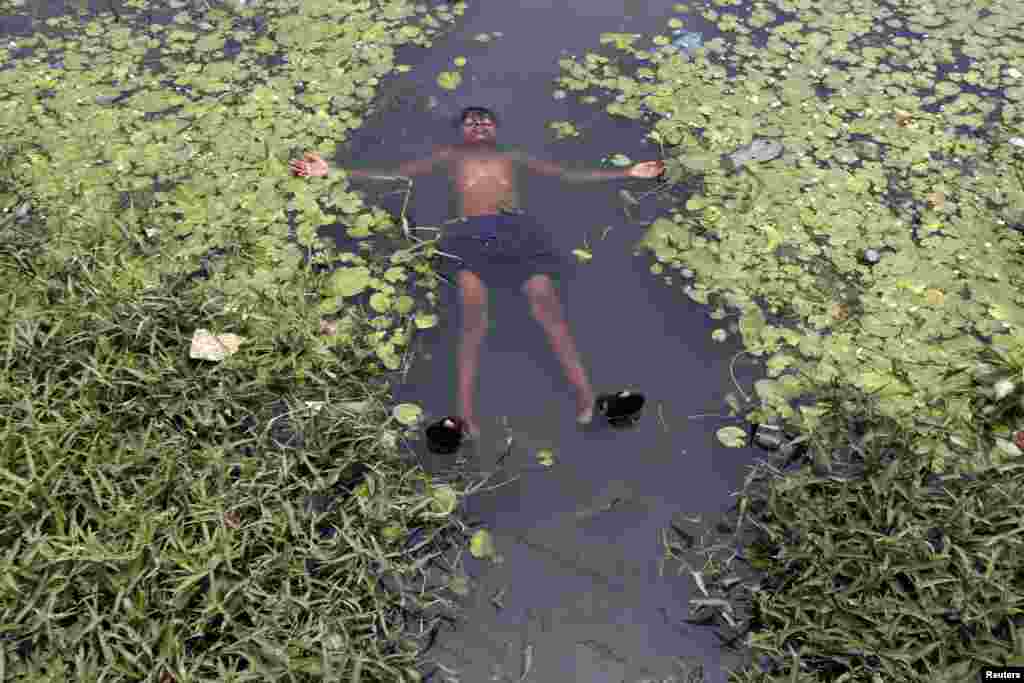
[436,212,570,289]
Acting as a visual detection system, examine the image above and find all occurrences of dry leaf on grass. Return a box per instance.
[189,329,245,361]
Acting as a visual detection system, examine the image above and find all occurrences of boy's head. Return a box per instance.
[456,106,498,144]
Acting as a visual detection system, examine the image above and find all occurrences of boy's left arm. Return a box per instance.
[508,147,664,182]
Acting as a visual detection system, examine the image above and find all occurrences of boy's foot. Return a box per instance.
[458,417,481,440]
[576,390,597,425]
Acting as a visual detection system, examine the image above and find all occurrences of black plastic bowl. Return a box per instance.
[596,391,645,428]
[426,417,464,454]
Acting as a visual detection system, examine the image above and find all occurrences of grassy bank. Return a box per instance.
[0,0,489,680]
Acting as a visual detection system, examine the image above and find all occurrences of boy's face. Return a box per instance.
[461,113,497,144]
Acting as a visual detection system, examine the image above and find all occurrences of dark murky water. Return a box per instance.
[0,2,788,680]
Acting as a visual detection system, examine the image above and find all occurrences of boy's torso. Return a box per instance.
[445,144,525,217]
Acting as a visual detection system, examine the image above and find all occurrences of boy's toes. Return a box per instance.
[463,420,481,440]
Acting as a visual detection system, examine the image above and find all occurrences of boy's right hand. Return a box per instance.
[289,151,328,177]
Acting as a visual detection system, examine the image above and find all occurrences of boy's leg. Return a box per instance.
[455,269,488,438]
[521,273,596,422]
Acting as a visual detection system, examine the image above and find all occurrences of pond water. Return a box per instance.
[3,0,1011,679]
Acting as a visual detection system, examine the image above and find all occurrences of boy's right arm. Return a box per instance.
[291,146,452,180]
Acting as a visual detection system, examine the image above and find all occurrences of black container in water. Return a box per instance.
[426,417,465,454]
[596,391,645,428]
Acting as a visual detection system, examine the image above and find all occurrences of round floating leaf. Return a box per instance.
[453,56,467,67]
[607,153,633,167]
[378,345,402,370]
[711,328,728,342]
[536,449,556,467]
[414,313,438,329]
[429,485,458,515]
[395,295,415,314]
[572,248,593,263]
[716,426,748,448]
[392,403,423,426]
[469,528,496,558]
[448,575,471,596]
[685,196,706,211]
[995,379,1016,400]
[369,292,392,313]
[437,71,462,90]
[327,266,373,298]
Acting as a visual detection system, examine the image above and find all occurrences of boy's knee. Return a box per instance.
[460,300,489,330]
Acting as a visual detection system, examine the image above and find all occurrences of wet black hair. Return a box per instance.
[455,106,499,128]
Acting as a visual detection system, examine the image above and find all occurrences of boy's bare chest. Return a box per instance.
[451,154,517,192]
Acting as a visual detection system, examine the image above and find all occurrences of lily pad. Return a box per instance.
[327,266,372,298]
[429,485,458,515]
[369,292,392,313]
[728,139,784,168]
[394,295,415,314]
[536,449,556,467]
[448,574,470,596]
[572,248,593,263]
[392,403,423,426]
[469,528,496,558]
[716,425,748,448]
[414,312,438,329]
[437,71,462,90]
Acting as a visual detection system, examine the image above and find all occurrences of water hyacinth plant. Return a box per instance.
[556,0,1024,476]
[550,0,1024,680]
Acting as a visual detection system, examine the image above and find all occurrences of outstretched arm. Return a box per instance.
[290,146,452,180]
[512,149,664,183]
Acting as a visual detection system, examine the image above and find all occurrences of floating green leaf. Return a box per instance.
[429,485,458,515]
[369,292,392,313]
[436,71,462,90]
[394,295,415,314]
[414,313,438,329]
[392,403,423,426]
[716,426,748,448]
[572,248,593,263]
[536,449,555,467]
[327,266,373,298]
[469,528,496,558]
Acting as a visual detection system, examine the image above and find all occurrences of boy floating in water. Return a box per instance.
[290,106,664,439]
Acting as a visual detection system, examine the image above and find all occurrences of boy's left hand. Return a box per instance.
[627,160,665,179]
